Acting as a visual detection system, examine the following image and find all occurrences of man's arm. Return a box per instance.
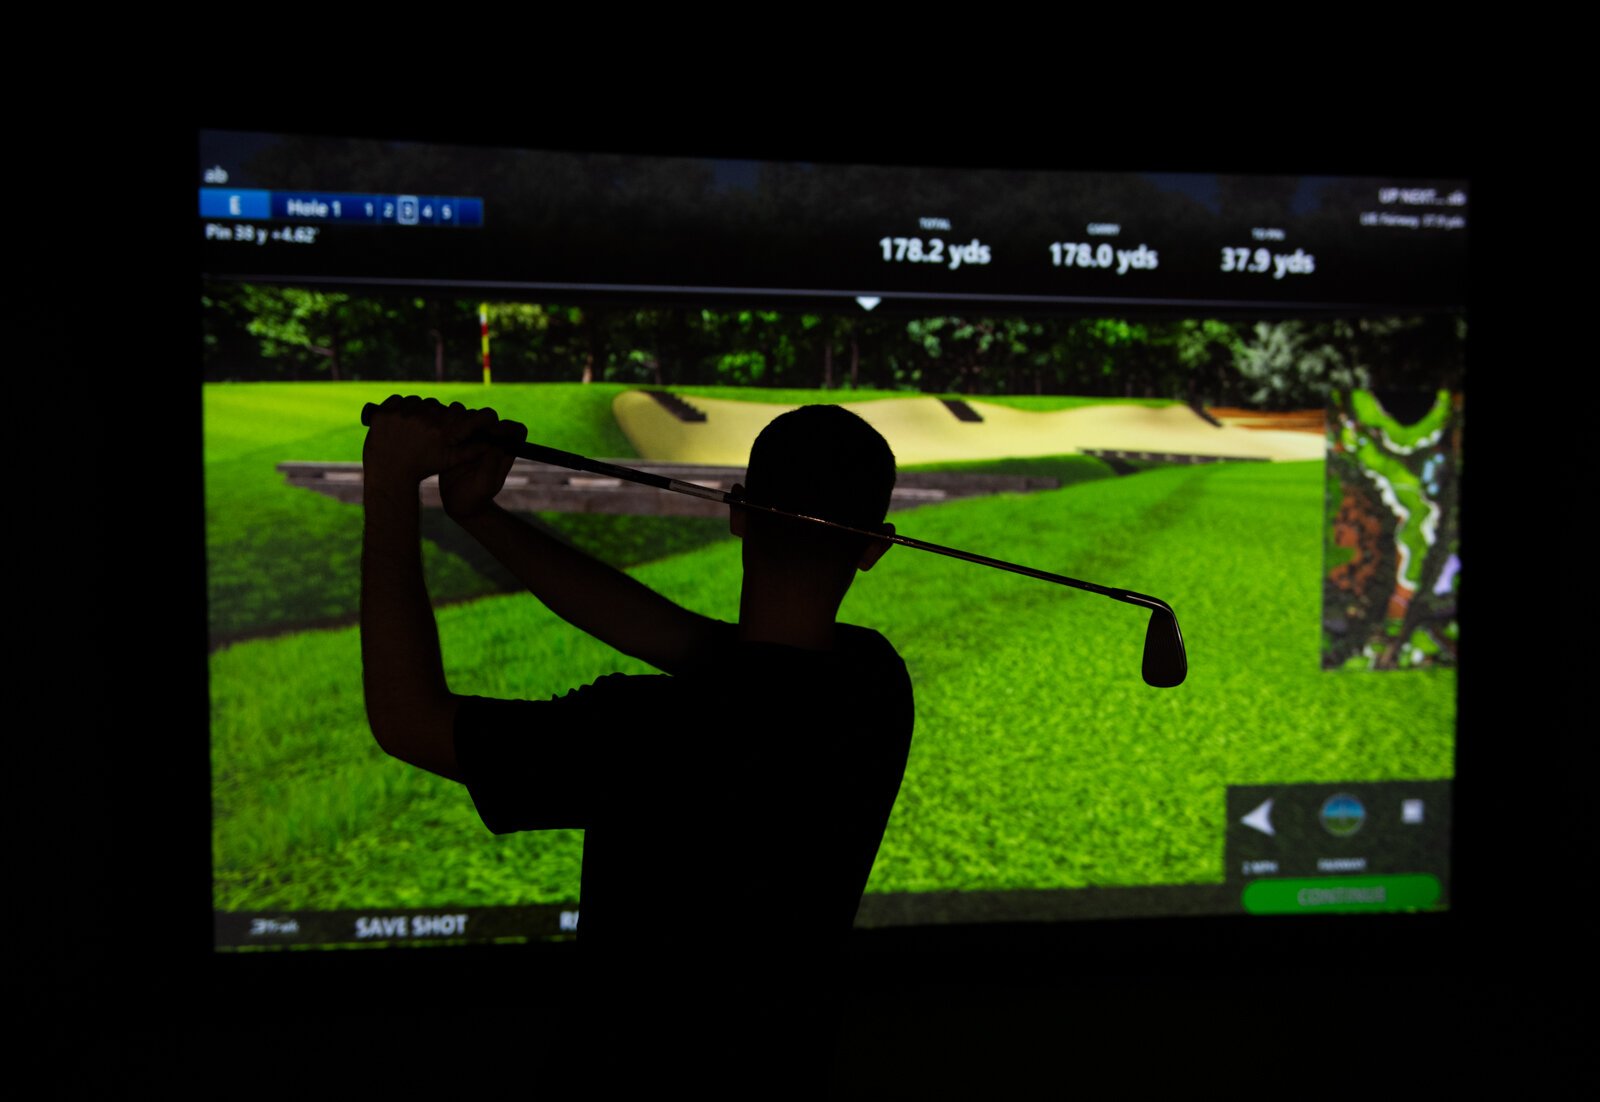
[361,396,490,782]
[361,472,463,782]
[360,395,718,781]
[439,417,722,676]
[449,504,722,676]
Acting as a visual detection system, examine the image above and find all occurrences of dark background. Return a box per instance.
[61,61,1566,1091]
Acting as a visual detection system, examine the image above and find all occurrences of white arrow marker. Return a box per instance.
[856,296,881,311]
[1241,798,1275,836]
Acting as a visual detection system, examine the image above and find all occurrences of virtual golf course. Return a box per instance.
[207,382,1455,921]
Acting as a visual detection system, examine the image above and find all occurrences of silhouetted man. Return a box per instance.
[360,395,913,1073]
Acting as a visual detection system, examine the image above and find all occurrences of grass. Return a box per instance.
[903,453,1119,487]
[210,458,1456,911]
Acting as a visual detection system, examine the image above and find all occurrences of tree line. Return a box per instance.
[202,284,1464,409]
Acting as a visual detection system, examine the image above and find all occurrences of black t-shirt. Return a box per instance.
[453,622,914,956]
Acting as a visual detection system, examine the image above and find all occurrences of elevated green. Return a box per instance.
[1350,389,1451,448]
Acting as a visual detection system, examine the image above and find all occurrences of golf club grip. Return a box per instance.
[359,401,729,504]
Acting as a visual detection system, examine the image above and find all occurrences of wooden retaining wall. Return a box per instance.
[278,460,1060,517]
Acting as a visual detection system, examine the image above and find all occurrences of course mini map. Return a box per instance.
[1323,389,1462,670]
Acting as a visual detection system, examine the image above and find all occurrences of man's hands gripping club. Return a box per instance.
[362,394,528,521]
[361,394,721,681]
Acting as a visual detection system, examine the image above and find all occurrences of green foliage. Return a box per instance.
[487,302,561,330]
[243,287,345,358]
[206,285,482,383]
[1235,321,1369,408]
[207,285,1462,406]
[1170,319,1244,371]
[906,316,1047,389]
[1234,318,1466,411]
[713,350,768,386]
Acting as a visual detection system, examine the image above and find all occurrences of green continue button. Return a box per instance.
[1242,875,1442,914]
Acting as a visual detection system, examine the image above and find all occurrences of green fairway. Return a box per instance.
[210,458,1455,911]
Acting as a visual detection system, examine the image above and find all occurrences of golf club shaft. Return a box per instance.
[360,402,1175,618]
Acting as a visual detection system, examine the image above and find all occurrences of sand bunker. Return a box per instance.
[613,393,1324,467]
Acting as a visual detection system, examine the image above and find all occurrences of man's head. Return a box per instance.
[742,405,895,525]
[731,405,898,579]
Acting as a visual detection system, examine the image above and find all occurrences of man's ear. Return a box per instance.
[857,522,895,572]
[729,483,747,539]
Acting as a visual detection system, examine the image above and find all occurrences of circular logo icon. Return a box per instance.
[1320,793,1366,837]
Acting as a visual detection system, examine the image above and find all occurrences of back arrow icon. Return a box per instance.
[1241,798,1275,836]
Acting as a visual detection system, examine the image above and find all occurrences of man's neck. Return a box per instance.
[737,605,838,650]
[736,566,846,651]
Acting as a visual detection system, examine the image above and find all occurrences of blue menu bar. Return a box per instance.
[199,187,482,228]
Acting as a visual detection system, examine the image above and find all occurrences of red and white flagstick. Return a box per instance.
[479,303,491,386]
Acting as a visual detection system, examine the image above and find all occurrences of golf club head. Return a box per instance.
[1142,608,1188,688]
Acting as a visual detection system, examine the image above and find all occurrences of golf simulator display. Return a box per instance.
[203,128,1462,950]
[359,402,1189,688]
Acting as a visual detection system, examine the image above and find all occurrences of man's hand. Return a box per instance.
[441,413,527,523]
[362,394,502,491]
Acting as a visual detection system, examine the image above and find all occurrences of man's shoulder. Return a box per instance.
[832,624,914,737]
[835,623,909,677]
[836,621,900,652]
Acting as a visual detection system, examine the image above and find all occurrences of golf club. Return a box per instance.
[361,402,1188,687]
